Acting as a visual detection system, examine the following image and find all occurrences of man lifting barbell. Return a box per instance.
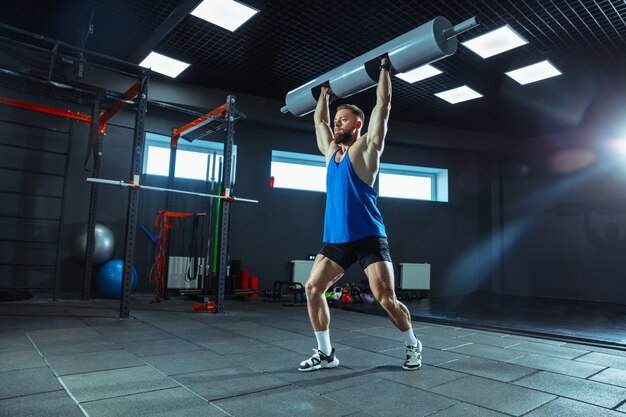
[298,57,422,372]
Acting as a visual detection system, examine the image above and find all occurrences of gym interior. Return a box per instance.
[1,1,625,416]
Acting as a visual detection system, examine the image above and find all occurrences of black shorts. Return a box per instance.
[319,236,392,271]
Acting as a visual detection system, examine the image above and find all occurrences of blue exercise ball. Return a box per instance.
[97,259,138,298]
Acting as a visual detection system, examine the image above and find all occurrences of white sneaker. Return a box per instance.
[298,348,339,372]
[403,339,422,371]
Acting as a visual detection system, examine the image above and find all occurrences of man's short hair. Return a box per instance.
[337,104,365,125]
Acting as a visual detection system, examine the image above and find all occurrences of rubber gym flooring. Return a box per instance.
[1,297,625,417]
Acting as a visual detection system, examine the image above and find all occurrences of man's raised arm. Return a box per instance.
[314,86,334,155]
[366,57,392,153]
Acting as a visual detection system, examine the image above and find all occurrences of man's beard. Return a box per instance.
[333,131,352,144]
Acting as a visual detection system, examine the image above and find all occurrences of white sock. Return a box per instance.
[315,330,332,356]
[402,329,418,348]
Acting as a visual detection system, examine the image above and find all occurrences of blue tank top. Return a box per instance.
[323,148,386,243]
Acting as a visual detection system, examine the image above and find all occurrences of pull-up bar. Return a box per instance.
[86,177,259,204]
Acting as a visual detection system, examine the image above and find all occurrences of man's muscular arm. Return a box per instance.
[365,57,392,153]
[314,86,335,156]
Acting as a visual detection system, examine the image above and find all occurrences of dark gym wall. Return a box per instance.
[499,130,626,304]
[6,72,624,306]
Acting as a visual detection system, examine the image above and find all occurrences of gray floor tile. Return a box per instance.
[524,397,626,417]
[174,365,289,400]
[416,334,474,350]
[428,402,510,417]
[576,352,626,370]
[46,348,144,376]
[438,355,537,382]
[269,336,322,353]
[120,336,204,357]
[374,363,467,390]
[326,378,457,417]
[514,370,626,408]
[590,367,626,388]
[454,333,521,348]
[256,322,311,336]
[98,329,170,343]
[564,344,626,357]
[430,375,555,416]
[26,327,102,343]
[508,353,606,378]
[416,346,469,366]
[18,317,87,331]
[271,364,382,394]
[229,345,315,372]
[202,336,275,354]
[34,339,121,356]
[338,334,405,352]
[333,346,399,371]
[323,317,368,330]
[142,349,239,376]
[351,326,404,340]
[178,328,245,346]
[5,298,624,417]
[0,349,45,372]
[0,390,84,417]
[0,336,33,354]
[81,387,228,417]
[150,319,212,333]
[59,365,178,403]
[446,342,528,362]
[414,325,475,339]
[0,366,62,399]
[505,335,567,346]
[505,340,590,359]
[213,384,357,417]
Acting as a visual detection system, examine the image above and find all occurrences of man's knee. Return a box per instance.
[378,294,397,311]
[305,281,325,297]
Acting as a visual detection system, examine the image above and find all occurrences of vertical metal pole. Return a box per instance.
[216,95,236,313]
[161,140,178,300]
[53,119,73,301]
[119,72,149,318]
[83,99,102,300]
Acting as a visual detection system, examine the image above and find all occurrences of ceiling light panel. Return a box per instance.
[434,86,483,104]
[396,64,443,83]
[505,60,562,85]
[191,0,259,32]
[462,25,528,59]
[139,52,190,78]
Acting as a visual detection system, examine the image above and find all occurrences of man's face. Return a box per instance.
[333,109,360,144]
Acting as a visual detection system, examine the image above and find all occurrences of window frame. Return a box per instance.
[270,150,448,202]
[143,132,236,183]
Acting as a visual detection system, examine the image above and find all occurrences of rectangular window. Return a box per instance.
[379,162,448,202]
[143,132,236,182]
[270,150,448,202]
[379,172,432,200]
[270,150,326,192]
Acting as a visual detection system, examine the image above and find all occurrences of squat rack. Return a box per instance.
[0,23,252,317]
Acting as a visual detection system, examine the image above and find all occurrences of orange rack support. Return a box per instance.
[98,82,139,134]
[0,96,91,124]
[170,103,228,148]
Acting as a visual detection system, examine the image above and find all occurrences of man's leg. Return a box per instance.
[298,254,344,372]
[365,261,422,370]
[364,261,411,330]
[305,254,344,331]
